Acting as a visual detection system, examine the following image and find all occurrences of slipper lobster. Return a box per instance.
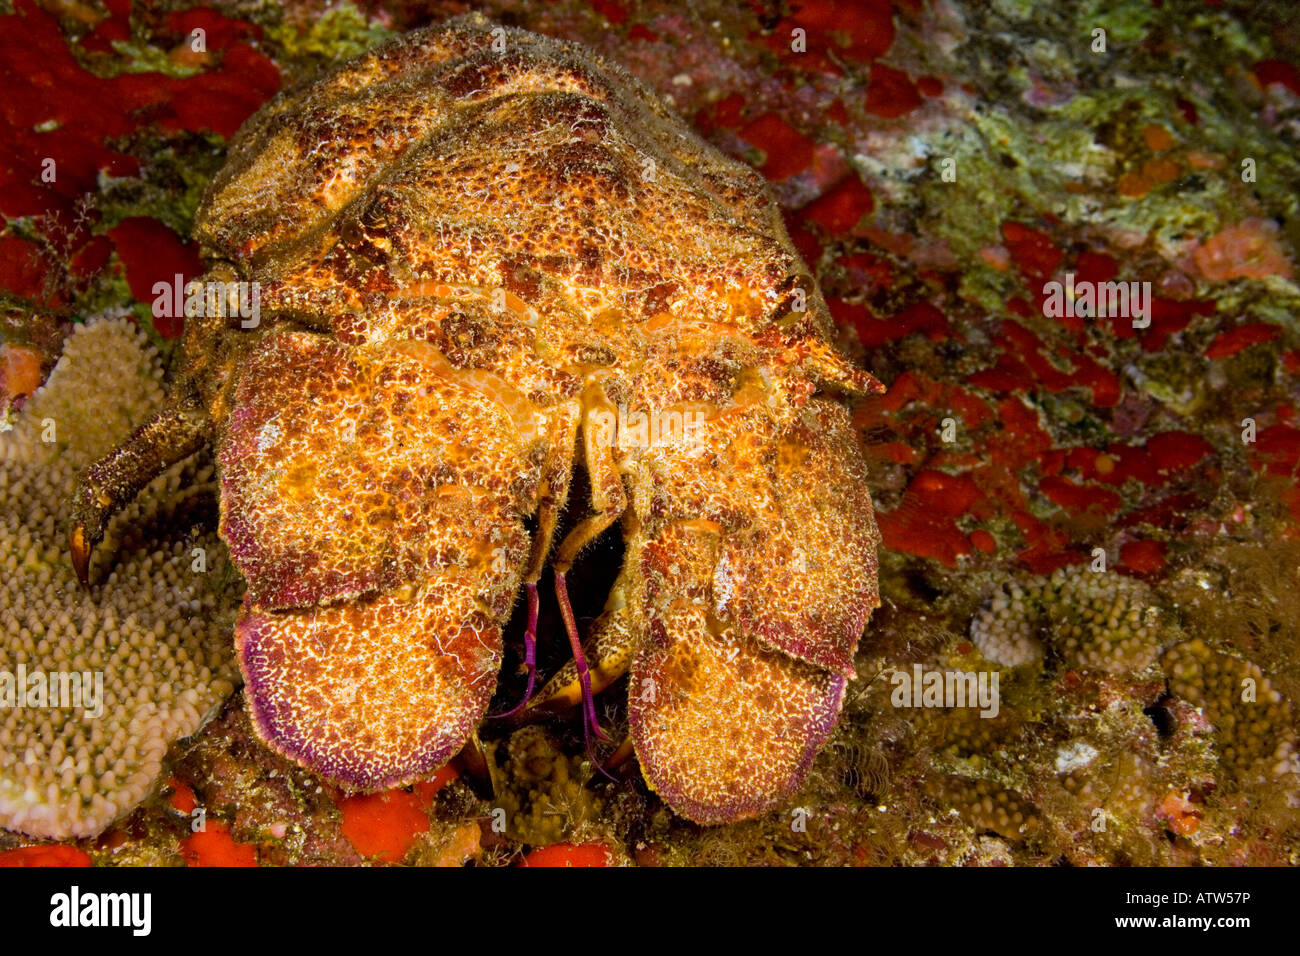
[72,13,883,824]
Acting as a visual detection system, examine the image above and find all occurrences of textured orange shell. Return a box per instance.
[189,12,883,824]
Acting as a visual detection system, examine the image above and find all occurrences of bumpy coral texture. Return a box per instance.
[971,566,1164,674]
[171,14,883,822]
[1,318,238,839]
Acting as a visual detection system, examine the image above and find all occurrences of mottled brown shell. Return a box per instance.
[183,12,882,823]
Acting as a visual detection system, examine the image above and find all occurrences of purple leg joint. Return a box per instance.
[555,570,609,745]
[493,581,539,718]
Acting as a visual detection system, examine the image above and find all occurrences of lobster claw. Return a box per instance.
[69,523,93,590]
[625,398,880,823]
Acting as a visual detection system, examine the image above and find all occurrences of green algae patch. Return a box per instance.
[265,2,395,70]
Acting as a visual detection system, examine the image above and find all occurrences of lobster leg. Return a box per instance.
[70,404,210,588]
[547,383,629,744]
[495,404,581,717]
[530,577,636,709]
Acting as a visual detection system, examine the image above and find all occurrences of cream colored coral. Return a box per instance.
[1164,638,1298,784]
[2,311,165,468]
[970,567,1163,675]
[927,774,1039,839]
[970,579,1046,667]
[1051,569,1161,674]
[0,317,240,839]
